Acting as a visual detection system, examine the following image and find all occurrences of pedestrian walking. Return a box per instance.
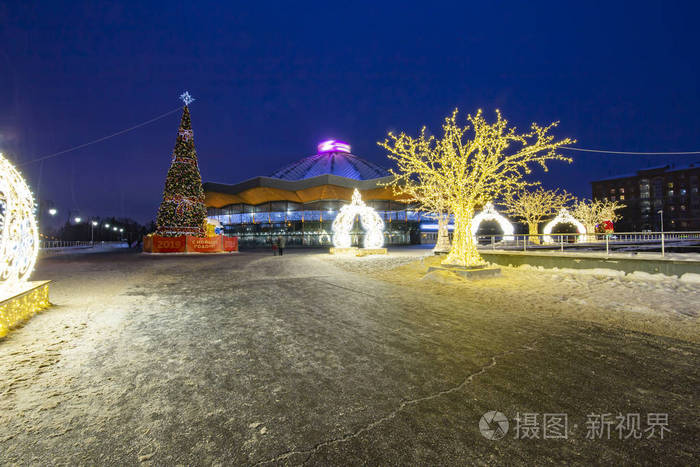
[271,236,278,255]
[278,235,286,256]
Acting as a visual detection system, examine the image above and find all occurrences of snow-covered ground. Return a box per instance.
[0,248,697,464]
[323,251,699,339]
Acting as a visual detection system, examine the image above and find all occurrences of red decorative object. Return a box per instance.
[143,235,238,254]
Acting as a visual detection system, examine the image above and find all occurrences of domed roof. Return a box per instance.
[270,140,391,181]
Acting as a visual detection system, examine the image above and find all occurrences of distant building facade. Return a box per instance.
[591,164,700,231]
[204,141,422,247]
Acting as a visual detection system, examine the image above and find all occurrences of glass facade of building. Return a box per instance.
[207,199,422,247]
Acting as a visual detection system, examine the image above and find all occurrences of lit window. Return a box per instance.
[619,187,625,194]
[610,188,616,194]
[668,182,674,188]
[620,195,625,201]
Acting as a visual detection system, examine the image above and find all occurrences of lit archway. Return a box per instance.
[0,153,40,297]
[332,189,384,249]
[471,202,514,241]
[542,208,586,243]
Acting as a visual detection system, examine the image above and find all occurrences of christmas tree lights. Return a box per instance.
[332,189,385,249]
[379,109,573,267]
[155,93,207,237]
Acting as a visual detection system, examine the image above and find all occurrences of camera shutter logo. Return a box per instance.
[479,411,509,440]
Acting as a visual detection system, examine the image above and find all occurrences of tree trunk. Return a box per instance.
[528,222,540,244]
[433,214,451,253]
[443,208,485,267]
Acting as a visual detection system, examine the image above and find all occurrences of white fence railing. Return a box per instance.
[40,240,96,249]
[473,231,700,257]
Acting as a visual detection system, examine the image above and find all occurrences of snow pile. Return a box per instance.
[679,272,700,284]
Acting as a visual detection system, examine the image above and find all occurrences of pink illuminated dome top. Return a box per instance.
[317,140,351,154]
[270,140,390,181]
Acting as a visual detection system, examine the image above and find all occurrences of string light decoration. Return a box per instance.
[573,198,625,235]
[379,109,573,267]
[0,153,40,297]
[542,208,587,243]
[332,189,385,249]
[503,187,575,244]
[471,202,515,242]
[0,153,47,337]
[0,282,50,337]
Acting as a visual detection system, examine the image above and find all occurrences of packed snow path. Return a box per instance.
[0,249,697,465]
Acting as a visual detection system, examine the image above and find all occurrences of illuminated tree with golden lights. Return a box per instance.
[504,187,575,244]
[379,109,573,266]
[573,198,625,234]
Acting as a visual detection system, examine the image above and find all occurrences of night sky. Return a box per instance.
[2,1,699,223]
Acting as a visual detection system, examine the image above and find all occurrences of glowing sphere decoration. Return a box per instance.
[542,208,587,243]
[332,189,385,249]
[471,202,515,242]
[0,153,40,297]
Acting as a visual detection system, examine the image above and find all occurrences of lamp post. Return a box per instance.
[658,209,664,257]
[91,220,98,244]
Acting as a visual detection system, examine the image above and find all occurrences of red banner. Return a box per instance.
[147,235,187,253]
[186,235,222,253]
[144,235,238,253]
[223,236,238,252]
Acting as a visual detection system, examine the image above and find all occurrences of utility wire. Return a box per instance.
[561,146,700,155]
[20,105,184,165]
[16,103,700,164]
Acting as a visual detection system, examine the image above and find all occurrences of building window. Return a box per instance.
[610,188,616,194]
[668,182,674,189]
[668,190,674,197]
[620,195,625,201]
[610,195,616,201]
[681,205,686,211]
[619,187,625,194]
[680,188,687,196]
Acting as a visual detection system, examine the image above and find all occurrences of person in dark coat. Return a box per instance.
[277,235,286,256]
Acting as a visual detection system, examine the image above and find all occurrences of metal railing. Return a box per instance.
[472,231,700,257]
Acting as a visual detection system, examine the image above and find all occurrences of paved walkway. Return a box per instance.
[0,249,697,465]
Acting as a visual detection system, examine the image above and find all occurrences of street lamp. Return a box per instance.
[658,209,664,257]
[74,216,82,223]
[104,223,110,228]
[48,208,57,216]
[91,220,98,244]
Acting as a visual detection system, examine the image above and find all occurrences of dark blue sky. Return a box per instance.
[2,1,699,223]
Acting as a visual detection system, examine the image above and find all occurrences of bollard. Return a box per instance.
[606,234,609,256]
[661,232,665,257]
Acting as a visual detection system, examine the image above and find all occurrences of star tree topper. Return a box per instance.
[180,91,195,106]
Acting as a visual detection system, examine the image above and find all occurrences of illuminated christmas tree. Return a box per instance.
[155,92,207,237]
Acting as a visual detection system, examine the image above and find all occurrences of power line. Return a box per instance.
[561,146,700,155]
[20,105,184,165]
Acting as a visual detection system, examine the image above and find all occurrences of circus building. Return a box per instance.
[204,140,422,247]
